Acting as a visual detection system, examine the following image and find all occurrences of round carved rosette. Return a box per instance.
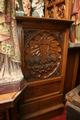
[24,31,62,80]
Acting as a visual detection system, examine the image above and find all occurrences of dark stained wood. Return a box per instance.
[16,16,73,30]
[16,2,73,119]
[76,52,80,86]
[16,16,72,120]
[64,47,80,95]
[19,104,64,120]
[22,80,61,100]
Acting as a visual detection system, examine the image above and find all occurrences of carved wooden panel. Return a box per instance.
[24,29,64,80]
[45,0,71,19]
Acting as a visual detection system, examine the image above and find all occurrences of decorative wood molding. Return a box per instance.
[16,16,73,29]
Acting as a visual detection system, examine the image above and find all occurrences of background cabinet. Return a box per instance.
[64,45,80,95]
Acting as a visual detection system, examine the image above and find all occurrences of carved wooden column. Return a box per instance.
[17,16,72,120]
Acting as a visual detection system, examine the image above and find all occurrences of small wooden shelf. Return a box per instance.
[16,16,73,29]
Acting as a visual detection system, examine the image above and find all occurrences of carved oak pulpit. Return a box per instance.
[17,17,72,120]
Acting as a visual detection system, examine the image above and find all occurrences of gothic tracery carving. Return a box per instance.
[24,30,63,80]
[55,3,65,19]
[45,0,66,19]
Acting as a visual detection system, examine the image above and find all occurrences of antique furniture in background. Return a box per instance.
[66,85,80,120]
[0,84,26,120]
[64,44,80,95]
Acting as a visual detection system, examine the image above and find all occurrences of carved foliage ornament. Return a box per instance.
[45,0,66,19]
[24,30,63,80]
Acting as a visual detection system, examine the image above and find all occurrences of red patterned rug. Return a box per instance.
[51,111,66,120]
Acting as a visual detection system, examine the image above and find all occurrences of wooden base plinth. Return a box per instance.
[19,104,64,120]
[0,80,27,94]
